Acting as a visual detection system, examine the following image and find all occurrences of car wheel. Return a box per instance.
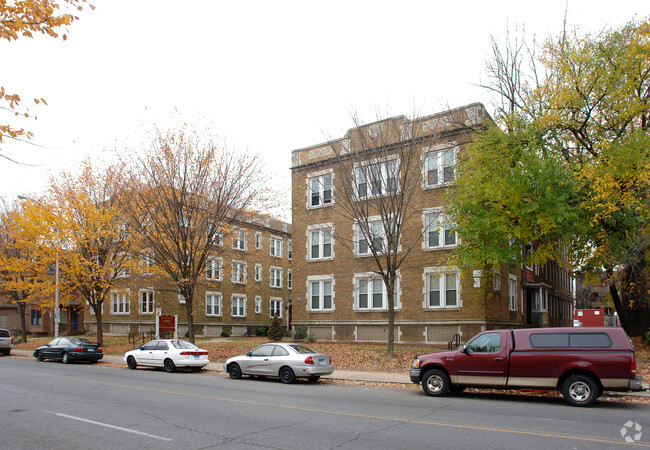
[279,367,296,384]
[421,369,450,397]
[35,351,44,361]
[228,363,242,379]
[562,374,599,407]
[307,375,320,383]
[127,356,137,370]
[164,359,176,373]
[61,352,70,364]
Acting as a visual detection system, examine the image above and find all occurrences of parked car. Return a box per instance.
[410,327,641,406]
[34,337,103,364]
[224,342,334,383]
[573,319,583,327]
[124,339,209,373]
[0,328,13,356]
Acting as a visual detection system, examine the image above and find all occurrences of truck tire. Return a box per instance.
[562,374,599,407]
[422,369,451,397]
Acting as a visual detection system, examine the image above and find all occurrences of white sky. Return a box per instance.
[1,0,647,219]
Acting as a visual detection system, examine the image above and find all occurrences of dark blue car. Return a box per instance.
[34,337,103,364]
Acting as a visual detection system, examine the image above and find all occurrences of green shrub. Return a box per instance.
[220,330,230,338]
[306,332,318,343]
[255,326,268,337]
[293,327,307,341]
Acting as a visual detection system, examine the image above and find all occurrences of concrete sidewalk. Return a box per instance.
[10,349,649,397]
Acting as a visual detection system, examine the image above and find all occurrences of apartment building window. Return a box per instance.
[288,269,292,289]
[255,295,262,314]
[255,232,262,249]
[309,277,333,311]
[309,227,332,260]
[179,293,186,304]
[424,146,457,187]
[140,289,154,314]
[425,271,458,308]
[141,249,154,273]
[356,160,398,198]
[356,276,398,310]
[232,229,246,251]
[493,271,501,292]
[310,174,332,207]
[111,291,130,314]
[114,253,130,278]
[357,219,396,255]
[232,261,247,284]
[270,298,282,318]
[270,236,282,257]
[207,223,223,246]
[255,263,262,282]
[206,292,222,316]
[270,267,282,288]
[288,240,292,260]
[31,309,42,326]
[509,275,517,311]
[424,211,456,248]
[206,257,222,281]
[232,295,246,317]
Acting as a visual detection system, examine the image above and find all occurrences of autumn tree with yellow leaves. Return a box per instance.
[120,125,266,344]
[448,18,650,335]
[1,0,93,152]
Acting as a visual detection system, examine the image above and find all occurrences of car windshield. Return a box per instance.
[287,344,316,354]
[170,340,199,350]
[0,329,9,337]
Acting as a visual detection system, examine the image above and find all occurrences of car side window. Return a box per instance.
[273,346,289,356]
[142,341,158,350]
[251,345,274,357]
[48,338,60,346]
[467,332,501,353]
[157,342,169,350]
[58,338,70,347]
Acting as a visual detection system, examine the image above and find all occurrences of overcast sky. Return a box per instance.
[1,1,647,219]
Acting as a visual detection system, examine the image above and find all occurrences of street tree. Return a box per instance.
[447,18,650,335]
[121,125,265,344]
[1,0,93,152]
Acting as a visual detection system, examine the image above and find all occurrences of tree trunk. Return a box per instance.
[387,279,395,358]
[610,253,650,337]
[95,303,104,347]
[18,302,27,343]
[185,293,195,344]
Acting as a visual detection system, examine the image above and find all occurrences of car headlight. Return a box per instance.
[412,358,420,368]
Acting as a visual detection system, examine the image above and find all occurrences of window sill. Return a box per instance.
[424,306,461,311]
[206,314,223,318]
[423,246,457,252]
[308,257,334,262]
[307,203,334,210]
[423,182,453,191]
[307,309,335,313]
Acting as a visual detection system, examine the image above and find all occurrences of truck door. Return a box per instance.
[453,331,508,386]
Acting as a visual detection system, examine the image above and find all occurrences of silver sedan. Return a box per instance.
[224,342,334,383]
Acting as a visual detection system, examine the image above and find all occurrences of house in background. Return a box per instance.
[290,103,573,345]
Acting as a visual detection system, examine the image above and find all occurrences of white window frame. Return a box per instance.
[206,257,222,281]
[207,223,223,246]
[255,232,262,250]
[423,145,458,188]
[355,216,397,256]
[307,275,334,312]
[270,236,283,258]
[254,295,262,314]
[140,249,155,274]
[114,252,130,278]
[139,289,154,314]
[231,294,246,317]
[307,224,333,260]
[270,297,282,318]
[232,260,247,284]
[423,269,459,309]
[423,208,457,249]
[205,291,222,317]
[232,229,247,251]
[255,263,262,282]
[308,172,333,208]
[270,267,282,288]
[288,240,292,260]
[179,292,186,304]
[354,157,399,199]
[493,270,501,292]
[110,290,130,315]
[354,272,401,311]
[509,275,518,311]
[288,269,292,289]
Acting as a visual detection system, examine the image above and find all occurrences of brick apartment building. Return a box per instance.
[85,215,292,337]
[290,103,573,345]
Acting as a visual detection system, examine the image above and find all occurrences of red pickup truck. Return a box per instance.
[410,327,642,406]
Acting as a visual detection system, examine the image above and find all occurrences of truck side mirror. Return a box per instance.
[461,345,469,354]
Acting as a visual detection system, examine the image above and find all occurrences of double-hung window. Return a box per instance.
[141,249,154,274]
[207,223,223,246]
[424,211,456,248]
[425,270,458,308]
[357,219,396,255]
[270,267,282,288]
[140,289,154,314]
[206,257,222,281]
[309,228,332,260]
[232,229,246,251]
[111,291,130,314]
[270,237,282,257]
[232,261,247,284]
[31,309,42,326]
[356,276,398,310]
[270,298,282,318]
[255,232,262,249]
[424,146,457,186]
[288,240,292,259]
[356,159,398,198]
[255,263,262,282]
[310,174,332,207]
[254,296,262,314]
[206,292,222,316]
[288,269,292,289]
[232,295,246,317]
[493,271,501,292]
[309,277,333,311]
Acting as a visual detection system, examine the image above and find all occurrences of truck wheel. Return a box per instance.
[422,369,450,397]
[562,374,599,407]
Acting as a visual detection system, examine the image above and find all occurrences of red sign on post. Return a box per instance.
[158,314,176,333]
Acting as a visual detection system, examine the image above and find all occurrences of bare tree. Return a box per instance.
[122,125,264,343]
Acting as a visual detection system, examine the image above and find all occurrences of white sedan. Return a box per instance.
[124,339,209,373]
[224,342,334,383]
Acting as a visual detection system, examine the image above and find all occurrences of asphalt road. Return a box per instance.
[1,356,649,449]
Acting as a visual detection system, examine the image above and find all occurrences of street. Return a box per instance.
[1,356,649,449]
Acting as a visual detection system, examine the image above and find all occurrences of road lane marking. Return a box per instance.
[44,411,172,442]
[34,371,649,448]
